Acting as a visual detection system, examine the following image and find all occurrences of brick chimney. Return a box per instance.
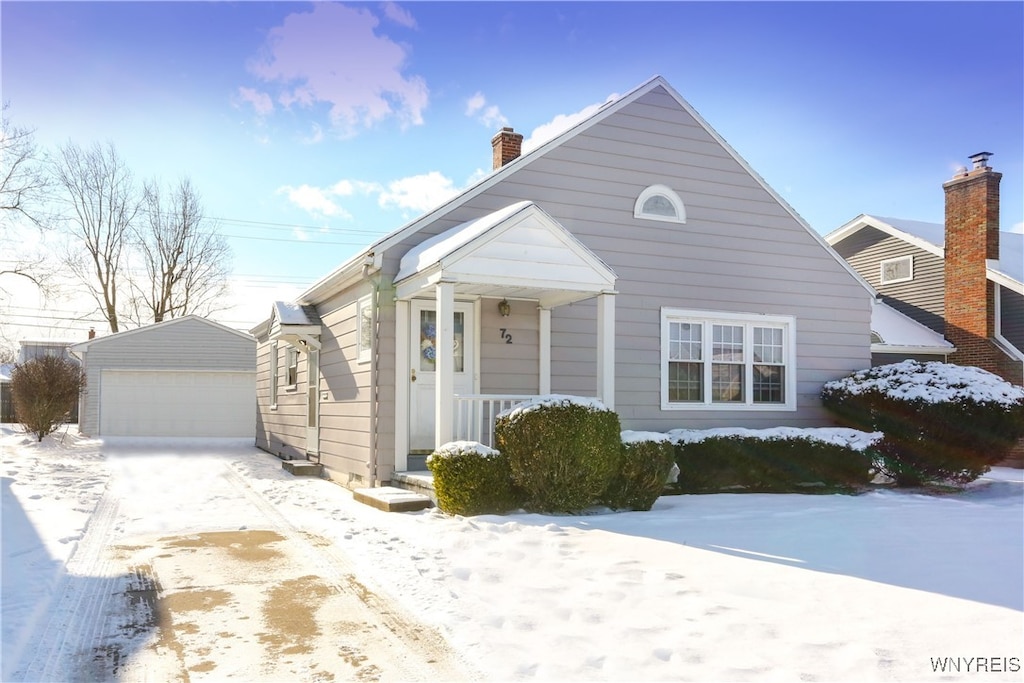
[942,152,1002,373]
[491,127,523,170]
[88,327,96,340]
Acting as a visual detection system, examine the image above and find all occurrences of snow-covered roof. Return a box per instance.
[396,202,533,282]
[828,215,1022,286]
[273,301,322,326]
[871,301,953,352]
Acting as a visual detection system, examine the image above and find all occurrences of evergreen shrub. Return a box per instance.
[495,395,621,513]
[822,361,1024,486]
[602,431,676,511]
[426,441,522,516]
[667,428,878,493]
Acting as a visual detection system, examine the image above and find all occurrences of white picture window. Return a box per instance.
[269,341,279,407]
[357,295,373,363]
[880,255,913,284]
[634,184,686,223]
[285,347,298,387]
[661,308,796,410]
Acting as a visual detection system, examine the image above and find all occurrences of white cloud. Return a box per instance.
[247,3,428,134]
[381,1,417,28]
[378,171,459,212]
[236,86,274,116]
[277,184,353,220]
[465,91,508,128]
[302,123,324,145]
[522,92,619,153]
[1009,221,1024,234]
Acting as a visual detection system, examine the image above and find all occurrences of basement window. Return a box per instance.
[635,184,686,223]
[880,255,913,284]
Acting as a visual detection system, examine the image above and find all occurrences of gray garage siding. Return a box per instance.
[78,317,254,436]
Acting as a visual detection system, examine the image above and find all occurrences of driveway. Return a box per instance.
[14,439,472,682]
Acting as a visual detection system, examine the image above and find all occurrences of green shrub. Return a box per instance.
[495,395,621,513]
[822,361,1024,486]
[667,428,879,493]
[426,441,522,516]
[602,431,676,511]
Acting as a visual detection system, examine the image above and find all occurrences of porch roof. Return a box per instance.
[394,201,617,308]
[269,301,322,350]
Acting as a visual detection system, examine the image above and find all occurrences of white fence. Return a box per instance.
[452,394,537,447]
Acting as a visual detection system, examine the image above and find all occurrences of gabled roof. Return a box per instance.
[870,301,953,354]
[295,74,871,307]
[70,315,253,357]
[394,201,617,307]
[826,214,1023,292]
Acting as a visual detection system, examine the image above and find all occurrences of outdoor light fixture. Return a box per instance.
[498,299,511,317]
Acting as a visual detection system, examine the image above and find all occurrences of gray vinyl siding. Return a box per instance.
[254,339,305,461]
[831,227,945,334]
[480,300,540,395]
[1000,287,1024,353]
[78,318,254,436]
[377,85,871,433]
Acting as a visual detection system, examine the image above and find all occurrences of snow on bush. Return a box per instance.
[821,360,1024,486]
[426,440,500,463]
[666,427,883,452]
[427,441,521,516]
[497,394,609,422]
[823,360,1024,405]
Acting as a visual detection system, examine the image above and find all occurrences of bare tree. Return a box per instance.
[0,104,56,295]
[127,177,231,324]
[11,355,85,442]
[51,141,140,333]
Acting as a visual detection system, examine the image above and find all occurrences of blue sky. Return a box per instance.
[3,1,1022,337]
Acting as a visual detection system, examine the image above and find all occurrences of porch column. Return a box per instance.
[539,307,551,395]
[596,292,615,409]
[435,280,456,448]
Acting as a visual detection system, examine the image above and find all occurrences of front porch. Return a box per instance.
[392,201,619,473]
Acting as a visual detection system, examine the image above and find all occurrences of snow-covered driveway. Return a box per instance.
[3,433,473,682]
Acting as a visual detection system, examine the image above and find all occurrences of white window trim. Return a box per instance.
[357,294,372,364]
[269,341,279,410]
[660,308,797,411]
[285,346,298,390]
[634,184,686,223]
[879,255,914,284]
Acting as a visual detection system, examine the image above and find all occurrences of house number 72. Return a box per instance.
[499,328,513,344]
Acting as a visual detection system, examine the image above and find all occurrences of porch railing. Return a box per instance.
[453,394,537,448]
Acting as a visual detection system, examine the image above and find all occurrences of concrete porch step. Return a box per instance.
[353,486,433,513]
[282,460,323,477]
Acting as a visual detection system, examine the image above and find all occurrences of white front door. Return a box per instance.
[410,300,475,451]
[306,349,319,456]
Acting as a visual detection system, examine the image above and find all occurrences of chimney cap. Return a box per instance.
[968,151,993,169]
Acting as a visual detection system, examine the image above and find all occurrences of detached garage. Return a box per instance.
[71,316,256,438]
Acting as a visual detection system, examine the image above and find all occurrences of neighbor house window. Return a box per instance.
[285,347,298,387]
[880,255,913,284]
[357,294,372,363]
[634,184,686,223]
[661,308,796,410]
[269,341,279,407]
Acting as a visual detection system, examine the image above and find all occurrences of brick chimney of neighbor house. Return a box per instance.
[491,127,523,170]
[942,152,1002,374]
[88,327,96,340]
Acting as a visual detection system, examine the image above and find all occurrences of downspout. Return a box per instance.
[363,256,381,487]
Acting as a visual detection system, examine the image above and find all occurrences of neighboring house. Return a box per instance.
[71,316,256,437]
[827,152,1024,384]
[0,363,14,423]
[251,75,876,487]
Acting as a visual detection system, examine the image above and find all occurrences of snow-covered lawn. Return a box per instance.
[2,424,1022,681]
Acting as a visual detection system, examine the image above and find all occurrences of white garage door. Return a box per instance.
[100,370,255,437]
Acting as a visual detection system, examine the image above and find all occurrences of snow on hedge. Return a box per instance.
[621,430,672,445]
[497,394,610,421]
[824,360,1024,406]
[666,427,884,452]
[427,440,500,464]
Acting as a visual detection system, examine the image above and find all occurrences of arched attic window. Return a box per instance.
[870,331,884,344]
[634,184,686,223]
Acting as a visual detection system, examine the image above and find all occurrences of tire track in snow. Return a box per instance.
[17,482,122,682]
[221,462,476,681]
